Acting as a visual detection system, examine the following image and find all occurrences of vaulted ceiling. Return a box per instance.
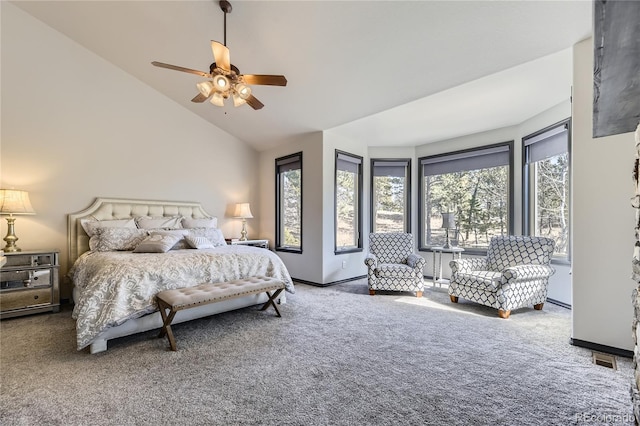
[12,1,592,151]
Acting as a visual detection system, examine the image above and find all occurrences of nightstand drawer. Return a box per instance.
[3,253,57,268]
[0,287,52,311]
[1,269,52,290]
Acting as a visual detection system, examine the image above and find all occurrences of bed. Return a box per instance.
[68,197,294,354]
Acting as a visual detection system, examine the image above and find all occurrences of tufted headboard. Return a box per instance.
[67,197,213,269]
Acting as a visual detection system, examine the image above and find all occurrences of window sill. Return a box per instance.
[276,247,302,254]
[335,248,363,255]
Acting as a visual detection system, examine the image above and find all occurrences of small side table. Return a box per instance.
[226,239,270,249]
[431,246,464,287]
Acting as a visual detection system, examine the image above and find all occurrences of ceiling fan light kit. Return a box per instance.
[152,0,286,110]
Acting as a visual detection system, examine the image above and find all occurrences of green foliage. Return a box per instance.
[426,166,508,248]
[282,170,301,247]
[534,153,569,255]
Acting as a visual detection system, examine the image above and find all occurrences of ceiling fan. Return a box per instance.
[151,0,287,110]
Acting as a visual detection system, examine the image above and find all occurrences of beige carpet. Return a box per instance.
[0,280,634,425]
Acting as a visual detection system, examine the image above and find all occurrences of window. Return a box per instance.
[370,159,411,233]
[419,142,514,252]
[275,152,302,252]
[335,150,363,253]
[523,120,570,259]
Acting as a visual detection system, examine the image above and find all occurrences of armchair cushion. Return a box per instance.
[376,264,418,279]
[451,271,501,292]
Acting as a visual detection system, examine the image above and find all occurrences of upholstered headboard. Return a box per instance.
[67,197,213,269]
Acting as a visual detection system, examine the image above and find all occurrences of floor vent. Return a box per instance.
[592,352,617,370]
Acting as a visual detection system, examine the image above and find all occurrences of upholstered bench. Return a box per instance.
[156,276,285,351]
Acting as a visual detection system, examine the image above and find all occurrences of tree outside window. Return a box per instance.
[419,143,513,251]
[335,151,363,252]
[276,153,302,252]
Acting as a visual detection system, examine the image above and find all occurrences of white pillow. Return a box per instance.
[181,217,218,229]
[80,218,136,237]
[135,216,183,229]
[133,233,183,253]
[184,235,216,249]
[188,228,227,247]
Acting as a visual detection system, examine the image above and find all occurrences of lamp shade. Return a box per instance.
[441,212,455,229]
[0,190,36,215]
[234,203,253,219]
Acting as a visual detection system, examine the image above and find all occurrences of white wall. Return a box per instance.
[572,38,636,351]
[258,132,324,283]
[1,3,258,298]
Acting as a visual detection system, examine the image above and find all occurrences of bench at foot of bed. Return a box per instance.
[156,276,285,351]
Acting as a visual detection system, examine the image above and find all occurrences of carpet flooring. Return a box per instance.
[0,280,634,425]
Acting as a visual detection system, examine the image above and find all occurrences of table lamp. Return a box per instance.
[234,203,253,241]
[441,212,456,249]
[0,189,36,252]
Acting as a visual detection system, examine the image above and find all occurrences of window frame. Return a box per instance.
[522,118,571,264]
[418,141,515,255]
[370,158,412,234]
[334,149,363,255]
[275,152,303,253]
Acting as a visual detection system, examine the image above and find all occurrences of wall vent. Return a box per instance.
[592,352,617,370]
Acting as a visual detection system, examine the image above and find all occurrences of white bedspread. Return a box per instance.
[70,245,294,350]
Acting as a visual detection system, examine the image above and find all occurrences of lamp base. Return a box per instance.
[3,217,21,252]
[240,219,248,241]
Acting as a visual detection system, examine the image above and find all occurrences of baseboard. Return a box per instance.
[546,298,571,309]
[570,338,633,358]
[292,275,367,287]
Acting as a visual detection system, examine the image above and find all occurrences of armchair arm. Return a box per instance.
[449,257,487,274]
[364,253,378,270]
[502,264,555,283]
[407,253,426,270]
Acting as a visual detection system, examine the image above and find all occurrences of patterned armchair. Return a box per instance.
[448,236,555,318]
[364,233,426,297]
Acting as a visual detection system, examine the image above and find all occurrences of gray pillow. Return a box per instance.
[92,228,148,252]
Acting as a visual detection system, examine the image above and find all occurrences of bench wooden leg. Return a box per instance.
[260,288,284,317]
[157,299,178,351]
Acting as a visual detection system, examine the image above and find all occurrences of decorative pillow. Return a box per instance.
[189,228,227,247]
[92,228,148,252]
[133,233,183,253]
[149,229,190,250]
[134,216,183,229]
[184,235,216,249]
[181,217,218,229]
[80,218,136,237]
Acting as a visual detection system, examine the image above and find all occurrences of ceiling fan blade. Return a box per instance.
[211,41,231,72]
[242,74,288,86]
[151,61,210,78]
[245,94,264,110]
[191,93,209,103]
